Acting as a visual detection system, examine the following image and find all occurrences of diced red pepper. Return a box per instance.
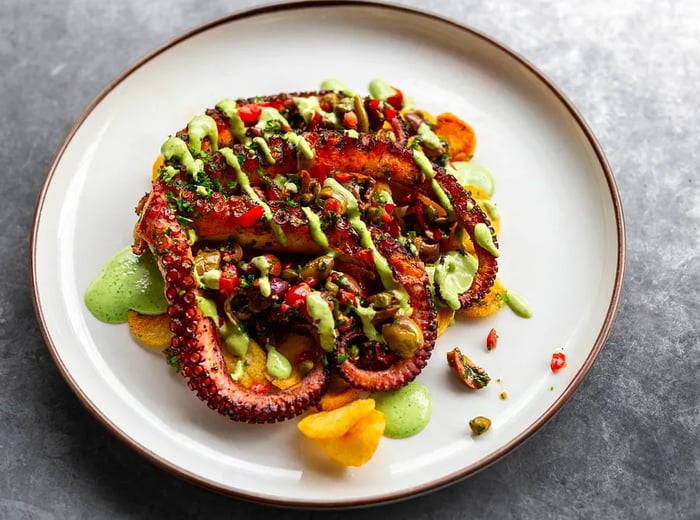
[486,328,498,351]
[550,352,567,372]
[343,111,358,129]
[238,205,265,227]
[324,197,342,214]
[434,229,443,241]
[284,283,312,318]
[334,172,353,183]
[218,265,240,295]
[383,106,398,120]
[368,99,381,111]
[321,101,331,112]
[384,202,396,214]
[380,210,392,223]
[338,289,358,307]
[249,382,270,393]
[386,87,404,110]
[308,110,323,131]
[238,104,263,125]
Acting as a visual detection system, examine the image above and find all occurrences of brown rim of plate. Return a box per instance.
[29,0,625,510]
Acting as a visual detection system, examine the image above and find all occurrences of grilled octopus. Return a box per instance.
[133,88,499,422]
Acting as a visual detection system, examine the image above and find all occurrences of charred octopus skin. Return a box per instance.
[133,87,499,423]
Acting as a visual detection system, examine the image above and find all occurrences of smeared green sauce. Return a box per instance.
[368,78,396,101]
[447,162,496,197]
[474,223,500,257]
[433,251,478,310]
[256,107,290,137]
[320,78,356,97]
[349,303,382,342]
[220,147,287,246]
[187,114,218,155]
[306,291,336,352]
[84,247,167,323]
[266,346,292,379]
[372,382,432,439]
[506,290,533,318]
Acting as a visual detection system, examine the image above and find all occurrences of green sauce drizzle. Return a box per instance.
[187,114,218,155]
[252,136,275,164]
[161,137,203,180]
[371,382,433,439]
[293,96,321,124]
[219,147,287,246]
[251,255,272,297]
[474,223,500,257]
[282,131,315,161]
[84,247,167,323]
[417,123,443,150]
[302,206,330,251]
[305,291,337,352]
[256,107,290,138]
[323,178,410,313]
[216,98,250,144]
[412,150,456,220]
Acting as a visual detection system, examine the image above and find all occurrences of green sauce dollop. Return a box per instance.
[372,382,433,439]
[446,162,496,197]
[506,290,533,318]
[434,251,478,310]
[84,246,167,323]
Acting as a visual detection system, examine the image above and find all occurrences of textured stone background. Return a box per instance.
[2,0,699,518]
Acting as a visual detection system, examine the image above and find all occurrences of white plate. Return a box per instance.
[31,1,624,508]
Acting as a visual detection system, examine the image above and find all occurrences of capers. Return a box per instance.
[298,359,314,376]
[423,205,439,223]
[469,416,492,436]
[381,317,424,358]
[299,255,335,283]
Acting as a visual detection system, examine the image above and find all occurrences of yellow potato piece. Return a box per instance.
[127,311,172,350]
[298,399,375,439]
[459,277,508,318]
[434,112,476,161]
[315,373,364,411]
[221,338,268,388]
[269,333,315,390]
[436,306,455,338]
[315,409,386,467]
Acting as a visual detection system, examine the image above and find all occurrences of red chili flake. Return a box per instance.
[238,104,263,125]
[238,205,265,227]
[386,87,404,110]
[343,111,358,129]
[550,352,567,372]
[486,328,498,350]
[218,265,240,295]
[249,382,269,393]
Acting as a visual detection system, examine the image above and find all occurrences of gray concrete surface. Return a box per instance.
[2,0,698,518]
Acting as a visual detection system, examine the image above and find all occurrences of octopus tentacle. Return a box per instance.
[136,186,330,423]
[335,227,438,391]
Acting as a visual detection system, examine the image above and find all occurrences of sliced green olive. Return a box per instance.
[381,317,424,358]
[299,255,335,283]
[469,416,491,436]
